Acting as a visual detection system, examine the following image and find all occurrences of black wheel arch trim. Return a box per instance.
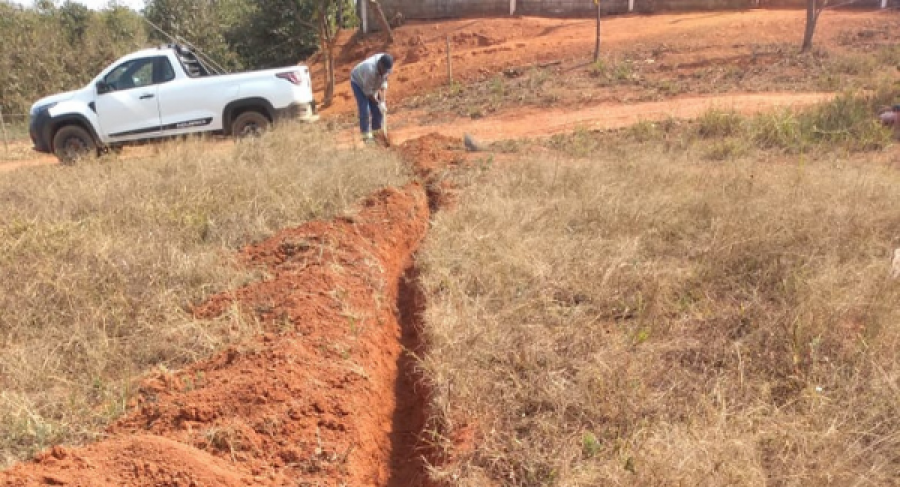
[222,98,276,135]
[45,114,102,151]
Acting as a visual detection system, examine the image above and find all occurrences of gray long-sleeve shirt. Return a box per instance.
[350,53,390,97]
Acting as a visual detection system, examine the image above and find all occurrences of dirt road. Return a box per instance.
[383,92,833,145]
[2,91,834,171]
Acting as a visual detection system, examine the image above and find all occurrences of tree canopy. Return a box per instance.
[0,0,345,116]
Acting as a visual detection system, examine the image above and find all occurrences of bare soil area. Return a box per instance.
[315,9,897,114]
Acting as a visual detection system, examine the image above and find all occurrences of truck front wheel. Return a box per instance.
[232,111,270,138]
[53,125,97,164]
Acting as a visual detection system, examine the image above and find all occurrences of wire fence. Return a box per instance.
[0,110,30,154]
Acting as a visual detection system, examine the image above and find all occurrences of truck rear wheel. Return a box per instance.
[52,125,97,165]
[232,111,269,138]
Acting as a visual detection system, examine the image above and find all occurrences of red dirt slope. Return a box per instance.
[309,10,894,116]
[1,179,431,486]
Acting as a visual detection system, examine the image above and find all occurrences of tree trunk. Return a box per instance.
[325,45,335,105]
[318,7,335,107]
[368,0,394,42]
[337,0,344,29]
[801,0,818,52]
[593,0,602,62]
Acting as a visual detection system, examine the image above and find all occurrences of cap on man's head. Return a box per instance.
[378,54,394,73]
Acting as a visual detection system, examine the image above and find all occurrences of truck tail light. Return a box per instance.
[276,71,303,86]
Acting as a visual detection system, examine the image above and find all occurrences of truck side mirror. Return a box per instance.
[96,81,112,95]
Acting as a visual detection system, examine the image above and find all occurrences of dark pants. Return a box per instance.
[351,81,382,134]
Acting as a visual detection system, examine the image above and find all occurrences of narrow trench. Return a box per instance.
[387,183,445,487]
[389,265,429,487]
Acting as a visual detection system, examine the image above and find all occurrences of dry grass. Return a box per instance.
[0,122,31,162]
[542,88,898,161]
[0,124,409,466]
[400,36,900,120]
[418,127,900,485]
[0,120,28,141]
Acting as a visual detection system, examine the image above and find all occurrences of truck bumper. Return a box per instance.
[275,101,319,123]
[29,110,52,153]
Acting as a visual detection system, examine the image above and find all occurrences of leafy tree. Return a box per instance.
[229,0,318,69]
[0,2,147,116]
[230,0,357,104]
[144,0,244,71]
[59,1,92,45]
[0,0,349,117]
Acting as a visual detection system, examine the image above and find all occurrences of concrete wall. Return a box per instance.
[768,0,900,6]
[518,0,597,15]
[370,0,509,20]
[515,0,757,14]
[365,0,896,27]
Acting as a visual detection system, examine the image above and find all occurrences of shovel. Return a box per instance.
[377,93,391,147]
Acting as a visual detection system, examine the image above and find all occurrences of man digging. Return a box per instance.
[350,52,393,146]
[879,104,900,128]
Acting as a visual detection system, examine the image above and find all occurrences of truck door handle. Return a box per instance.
[139,93,155,100]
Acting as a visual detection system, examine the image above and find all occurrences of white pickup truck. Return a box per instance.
[29,44,317,163]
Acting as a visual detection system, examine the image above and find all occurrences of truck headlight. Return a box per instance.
[30,102,58,117]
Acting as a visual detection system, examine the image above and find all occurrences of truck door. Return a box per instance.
[94,56,163,141]
[156,55,223,135]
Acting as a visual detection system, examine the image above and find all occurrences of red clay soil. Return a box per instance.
[0,159,441,486]
[309,10,895,116]
[394,133,470,211]
[395,133,466,178]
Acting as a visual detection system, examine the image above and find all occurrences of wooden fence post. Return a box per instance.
[446,36,453,84]
[0,107,9,153]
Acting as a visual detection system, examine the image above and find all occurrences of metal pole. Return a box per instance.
[361,0,369,34]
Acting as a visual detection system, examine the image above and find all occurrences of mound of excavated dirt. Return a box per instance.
[395,132,465,178]
[1,134,468,487]
[1,181,431,486]
[9,436,251,486]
